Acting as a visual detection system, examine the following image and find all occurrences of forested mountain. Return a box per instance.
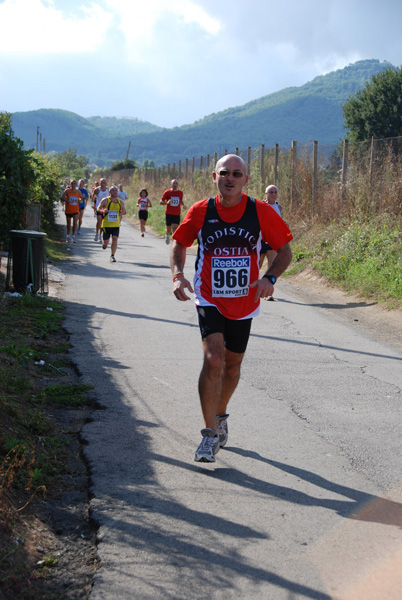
[10,59,394,167]
[87,116,162,136]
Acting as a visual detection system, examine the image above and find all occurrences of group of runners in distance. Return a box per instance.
[61,176,187,261]
[62,156,293,462]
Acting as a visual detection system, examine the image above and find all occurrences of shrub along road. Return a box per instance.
[59,210,402,600]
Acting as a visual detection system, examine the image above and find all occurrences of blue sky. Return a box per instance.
[0,0,401,128]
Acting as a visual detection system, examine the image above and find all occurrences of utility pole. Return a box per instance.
[126,141,131,161]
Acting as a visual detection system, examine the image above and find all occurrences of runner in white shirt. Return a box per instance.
[117,183,128,205]
[92,178,109,242]
[136,188,152,237]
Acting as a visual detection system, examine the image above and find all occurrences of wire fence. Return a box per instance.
[95,135,402,223]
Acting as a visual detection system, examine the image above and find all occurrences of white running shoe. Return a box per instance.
[194,429,220,463]
[110,254,116,263]
[165,234,170,245]
[94,234,98,242]
[216,414,229,448]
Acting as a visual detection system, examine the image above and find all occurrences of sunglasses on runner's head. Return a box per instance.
[216,169,245,178]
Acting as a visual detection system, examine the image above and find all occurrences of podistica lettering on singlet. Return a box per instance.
[205,226,257,247]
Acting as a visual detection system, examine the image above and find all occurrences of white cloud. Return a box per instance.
[106,0,220,57]
[174,0,221,35]
[0,0,112,54]
[1,0,402,127]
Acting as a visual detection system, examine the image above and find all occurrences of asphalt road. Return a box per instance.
[58,210,402,600]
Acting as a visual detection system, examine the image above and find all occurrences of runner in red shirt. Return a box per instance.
[170,154,293,463]
[160,179,186,244]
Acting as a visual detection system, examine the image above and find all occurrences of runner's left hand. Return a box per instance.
[249,278,273,302]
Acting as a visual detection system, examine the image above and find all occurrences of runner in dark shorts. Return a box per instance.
[98,186,126,262]
[137,189,152,237]
[170,154,293,463]
[160,179,186,244]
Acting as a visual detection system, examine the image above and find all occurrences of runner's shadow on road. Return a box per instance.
[107,513,331,599]
[87,305,198,329]
[249,331,402,362]
[117,261,171,269]
[224,449,402,529]
[277,298,377,310]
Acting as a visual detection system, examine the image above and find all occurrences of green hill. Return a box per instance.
[9,59,394,166]
[87,116,162,136]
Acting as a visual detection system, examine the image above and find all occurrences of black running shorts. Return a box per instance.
[196,305,252,354]
[102,227,120,240]
[165,214,180,226]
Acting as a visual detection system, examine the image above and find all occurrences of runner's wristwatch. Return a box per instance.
[263,274,277,285]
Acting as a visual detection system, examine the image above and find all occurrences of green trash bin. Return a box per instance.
[6,230,48,295]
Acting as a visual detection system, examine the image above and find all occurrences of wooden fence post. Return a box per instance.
[200,156,203,172]
[342,139,349,185]
[235,147,239,155]
[260,144,265,183]
[290,140,297,209]
[312,140,318,213]
[341,139,348,204]
[185,159,188,180]
[192,157,195,175]
[179,160,182,177]
[369,136,375,184]
[207,154,210,168]
[274,144,279,186]
[214,152,218,166]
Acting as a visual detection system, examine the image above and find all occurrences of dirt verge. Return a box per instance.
[0,262,99,600]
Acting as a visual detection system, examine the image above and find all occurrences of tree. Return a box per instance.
[52,148,88,180]
[29,154,64,234]
[0,112,36,246]
[110,158,136,171]
[343,67,402,142]
[0,112,68,246]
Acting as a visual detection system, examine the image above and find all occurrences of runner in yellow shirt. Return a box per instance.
[98,186,126,262]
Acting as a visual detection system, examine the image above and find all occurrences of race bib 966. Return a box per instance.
[211,257,250,297]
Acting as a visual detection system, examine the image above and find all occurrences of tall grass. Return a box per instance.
[94,143,402,306]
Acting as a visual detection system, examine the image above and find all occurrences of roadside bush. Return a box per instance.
[0,112,67,247]
[0,113,36,247]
